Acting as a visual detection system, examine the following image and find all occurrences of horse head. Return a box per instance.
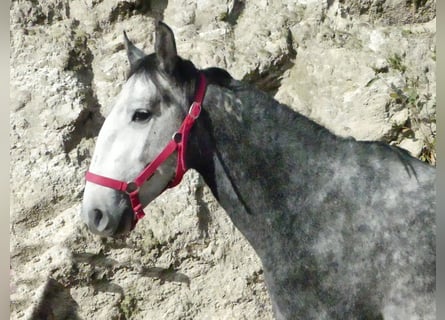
[81,22,203,237]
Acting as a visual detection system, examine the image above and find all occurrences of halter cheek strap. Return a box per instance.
[85,72,207,229]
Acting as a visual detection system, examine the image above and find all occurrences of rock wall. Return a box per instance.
[10,0,435,319]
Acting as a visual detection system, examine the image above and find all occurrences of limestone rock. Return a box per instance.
[10,0,435,319]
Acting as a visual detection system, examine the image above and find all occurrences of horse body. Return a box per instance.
[81,22,435,319]
[192,79,435,319]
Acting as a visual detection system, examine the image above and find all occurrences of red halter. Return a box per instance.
[85,73,207,229]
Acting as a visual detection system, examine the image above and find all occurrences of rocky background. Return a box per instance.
[10,0,436,319]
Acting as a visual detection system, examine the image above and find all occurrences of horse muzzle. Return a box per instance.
[81,189,135,237]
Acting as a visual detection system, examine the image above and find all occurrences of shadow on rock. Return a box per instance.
[140,266,191,287]
[29,278,80,320]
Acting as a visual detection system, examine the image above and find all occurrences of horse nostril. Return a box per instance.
[94,209,102,226]
[90,208,110,232]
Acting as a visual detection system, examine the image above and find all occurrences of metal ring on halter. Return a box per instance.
[125,181,140,195]
[172,132,182,143]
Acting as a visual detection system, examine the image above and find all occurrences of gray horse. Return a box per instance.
[81,22,435,319]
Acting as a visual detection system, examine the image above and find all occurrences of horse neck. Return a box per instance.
[188,80,342,250]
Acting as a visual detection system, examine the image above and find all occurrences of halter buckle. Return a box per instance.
[125,181,140,195]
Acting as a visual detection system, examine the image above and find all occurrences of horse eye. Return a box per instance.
[132,109,152,122]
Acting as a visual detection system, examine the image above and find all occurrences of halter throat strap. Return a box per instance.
[85,72,207,228]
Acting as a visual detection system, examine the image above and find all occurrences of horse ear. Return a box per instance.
[123,31,146,67]
[155,21,178,74]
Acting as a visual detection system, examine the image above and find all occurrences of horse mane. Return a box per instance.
[202,67,233,88]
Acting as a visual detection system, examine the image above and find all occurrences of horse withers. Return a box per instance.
[81,22,435,319]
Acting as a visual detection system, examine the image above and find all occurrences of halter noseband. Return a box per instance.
[85,72,207,229]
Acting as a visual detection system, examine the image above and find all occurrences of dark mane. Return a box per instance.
[202,67,233,88]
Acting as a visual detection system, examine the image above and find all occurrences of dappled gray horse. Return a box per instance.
[81,22,435,319]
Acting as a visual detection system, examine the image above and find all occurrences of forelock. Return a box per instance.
[127,53,158,80]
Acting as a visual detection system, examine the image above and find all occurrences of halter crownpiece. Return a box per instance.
[85,72,207,229]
